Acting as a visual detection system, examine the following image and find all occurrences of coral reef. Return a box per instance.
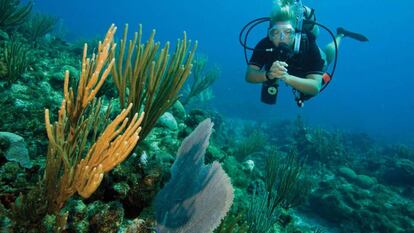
[0,5,413,233]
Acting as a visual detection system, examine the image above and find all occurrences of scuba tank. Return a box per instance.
[293,0,304,54]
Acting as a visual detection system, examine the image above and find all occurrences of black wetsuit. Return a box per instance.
[248,36,324,104]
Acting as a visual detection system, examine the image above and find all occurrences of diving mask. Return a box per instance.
[269,24,295,40]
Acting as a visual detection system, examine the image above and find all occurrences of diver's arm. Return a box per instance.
[282,73,322,95]
[246,63,322,95]
[267,60,322,95]
[245,65,268,83]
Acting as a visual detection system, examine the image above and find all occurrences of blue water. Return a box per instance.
[34,0,414,146]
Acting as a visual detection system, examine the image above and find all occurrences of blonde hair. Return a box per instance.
[269,4,296,28]
[275,0,294,6]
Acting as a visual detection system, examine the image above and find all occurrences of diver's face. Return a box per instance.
[269,21,295,47]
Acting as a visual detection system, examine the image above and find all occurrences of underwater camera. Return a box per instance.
[261,80,279,104]
[260,43,292,105]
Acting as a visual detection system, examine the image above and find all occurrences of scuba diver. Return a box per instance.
[243,1,368,107]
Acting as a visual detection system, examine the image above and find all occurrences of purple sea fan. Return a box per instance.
[155,118,234,233]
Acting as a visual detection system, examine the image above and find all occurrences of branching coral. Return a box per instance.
[246,150,312,232]
[110,24,197,143]
[43,24,144,215]
[0,0,32,31]
[21,12,58,42]
[181,54,219,105]
[0,39,31,84]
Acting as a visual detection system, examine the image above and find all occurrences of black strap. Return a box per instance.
[308,8,316,21]
[303,7,316,32]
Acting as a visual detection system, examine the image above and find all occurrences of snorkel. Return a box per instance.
[292,0,304,54]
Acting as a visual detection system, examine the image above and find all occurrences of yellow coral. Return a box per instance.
[44,24,145,213]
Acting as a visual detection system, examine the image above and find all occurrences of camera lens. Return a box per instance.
[267,86,278,95]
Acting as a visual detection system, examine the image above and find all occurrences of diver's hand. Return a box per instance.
[268,60,288,80]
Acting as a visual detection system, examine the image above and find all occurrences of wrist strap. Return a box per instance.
[265,71,271,81]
